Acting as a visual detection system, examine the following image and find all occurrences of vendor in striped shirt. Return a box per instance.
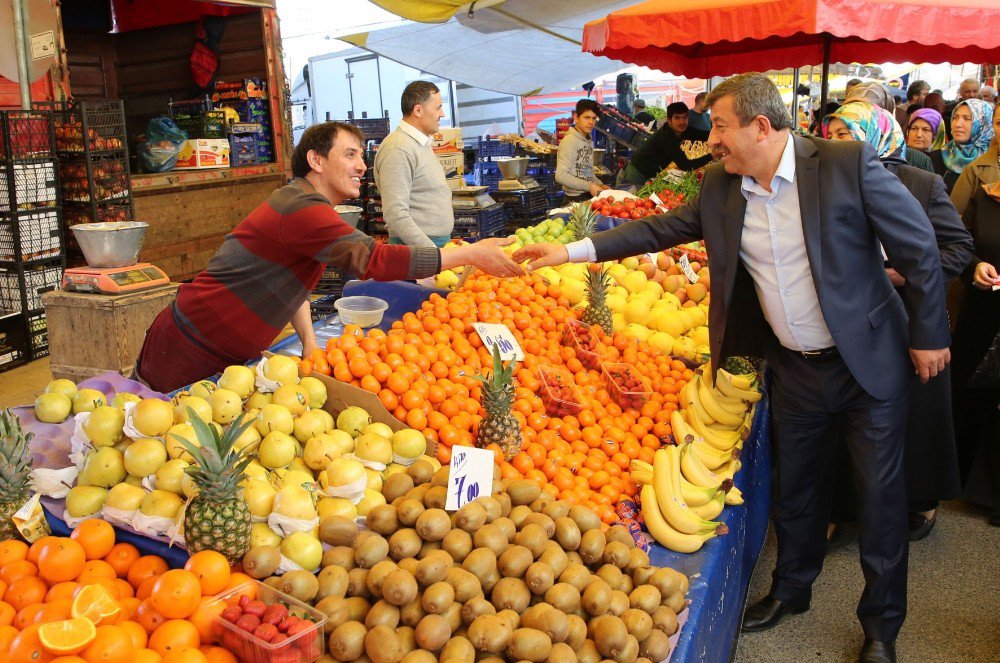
[136,121,523,394]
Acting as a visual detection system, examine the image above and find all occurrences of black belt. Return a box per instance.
[797,346,840,362]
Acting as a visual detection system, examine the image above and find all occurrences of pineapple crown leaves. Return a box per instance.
[171,407,255,494]
[476,343,517,391]
[569,202,597,241]
[1,408,33,447]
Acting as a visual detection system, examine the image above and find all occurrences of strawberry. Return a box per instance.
[238,595,251,608]
[261,604,288,625]
[253,623,279,642]
[287,621,315,650]
[243,600,266,618]
[220,605,243,623]
[277,616,302,633]
[234,614,261,633]
[271,633,289,645]
[222,629,243,652]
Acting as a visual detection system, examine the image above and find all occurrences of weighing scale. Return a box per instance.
[495,156,540,191]
[452,185,496,211]
[63,263,170,294]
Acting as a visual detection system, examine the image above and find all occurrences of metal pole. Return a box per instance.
[791,67,800,131]
[819,35,831,121]
[11,0,33,109]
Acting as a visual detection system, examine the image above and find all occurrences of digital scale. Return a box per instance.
[63,263,170,294]
[452,185,496,211]
[495,156,540,191]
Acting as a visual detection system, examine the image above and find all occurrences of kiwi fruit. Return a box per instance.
[415,508,451,541]
[578,529,607,566]
[624,548,649,575]
[582,579,613,616]
[315,596,351,633]
[262,576,283,590]
[460,596,496,625]
[454,501,487,532]
[473,524,508,558]
[620,609,653,641]
[608,590,630,617]
[568,505,602,533]
[397,557,419,576]
[565,614,588,648]
[496,609,520,632]
[522,512,556,537]
[538,542,569,578]
[460,547,496,585]
[441,528,473,563]
[603,541,631,569]
[596,564,625,592]
[493,491,512,517]
[383,473,415,503]
[589,615,628,659]
[542,500,572,521]
[316,565,350,601]
[631,567,655,588]
[346,567,371,598]
[497,545,533,578]
[482,566,500,595]
[468,615,512,654]
[407,459,435,485]
[559,563,593,592]
[367,503,400,536]
[528,492,554,512]
[355,533,390,569]
[323,546,357,571]
[651,606,678,636]
[344,596,372,622]
[491,577,531,612]
[418,540,442,558]
[446,567,484,602]
[279,570,320,603]
[431,466,450,487]
[405,484,430,504]
[547,642,577,663]
[577,639,601,663]
[665,590,686,614]
[363,600,401,630]
[524,562,555,595]
[521,604,568,643]
[417,580,452,614]
[544,583,581,614]
[647,568,680,598]
[440,635,476,663]
[636,658,654,663]
[400,651,435,663]
[328,621,367,662]
[566,551,584,566]
[364,624,401,663]
[555,514,583,552]
[319,515,360,547]
[400,597,426,627]
[389,528,423,560]
[615,634,639,663]
[397,498,426,526]
[619,575,634,595]
[415,550,452,586]
[414,613,451,651]
[423,485,449,509]
[507,627,552,662]
[477,496,502,522]
[491,516,516,542]
[604,525,635,548]
[396,625,417,655]
[514,523,548,558]
[639,630,670,662]
[441,600,464,633]
[382,568,419,606]
[241,545,280,579]
[508,504,533,528]
[366,560,399,596]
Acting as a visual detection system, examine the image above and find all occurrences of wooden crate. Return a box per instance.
[42,284,178,381]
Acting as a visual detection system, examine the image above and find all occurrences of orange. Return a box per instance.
[70,521,116,561]
[76,578,119,600]
[148,620,200,656]
[46,582,81,603]
[38,539,86,584]
[116,621,147,650]
[0,540,28,567]
[71,584,121,626]
[135,577,158,601]
[198,647,235,663]
[26,536,59,565]
[38,599,73,624]
[126,557,168,591]
[182,552,230,597]
[0,600,14,626]
[10,623,56,663]
[39,618,97,655]
[51,657,88,663]
[160,648,206,663]
[149,571,200,620]
[77,561,117,584]
[102,545,140,580]
[0,559,38,585]
[14,602,45,629]
[0,623,18,652]
[221,573,256,601]
[80,625,134,663]
[187,598,223,644]
[5,576,47,611]
[112,580,133,600]
[117,597,140,621]
[134,601,166,633]
[133,650,162,663]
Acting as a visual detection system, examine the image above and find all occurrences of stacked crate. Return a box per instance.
[213,79,274,163]
[0,110,64,368]
[472,137,516,193]
[493,186,548,230]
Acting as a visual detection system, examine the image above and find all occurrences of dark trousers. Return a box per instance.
[767,345,909,642]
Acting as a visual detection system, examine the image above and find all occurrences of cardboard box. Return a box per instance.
[436,151,464,178]
[431,127,463,151]
[175,139,231,170]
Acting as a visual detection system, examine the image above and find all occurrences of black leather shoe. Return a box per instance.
[908,510,937,541]
[859,639,896,663]
[741,595,810,632]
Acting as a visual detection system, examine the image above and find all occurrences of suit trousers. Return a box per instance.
[767,345,909,642]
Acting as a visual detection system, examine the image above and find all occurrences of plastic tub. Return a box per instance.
[209,579,326,663]
[601,361,653,410]
[334,295,388,328]
[562,319,601,370]
[537,365,583,417]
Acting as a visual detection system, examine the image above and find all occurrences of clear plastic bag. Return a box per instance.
[137,117,188,173]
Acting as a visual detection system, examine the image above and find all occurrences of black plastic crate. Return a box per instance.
[493,186,548,216]
[547,191,566,209]
[0,263,63,312]
[339,116,391,145]
[63,202,131,226]
[35,100,127,154]
[0,209,62,264]
[473,162,502,192]
[452,203,506,242]
[0,110,55,161]
[60,154,130,203]
[25,311,48,359]
[476,137,516,160]
[0,160,59,213]
[310,293,340,321]
[0,310,27,373]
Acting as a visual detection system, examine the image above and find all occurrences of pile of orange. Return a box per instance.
[301,271,693,524]
[1,519,255,663]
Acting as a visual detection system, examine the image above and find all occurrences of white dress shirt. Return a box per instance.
[399,119,431,146]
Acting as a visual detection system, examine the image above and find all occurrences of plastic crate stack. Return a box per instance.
[472,137,516,192]
[311,267,349,322]
[452,203,506,242]
[213,79,274,163]
[0,110,64,369]
[493,186,548,229]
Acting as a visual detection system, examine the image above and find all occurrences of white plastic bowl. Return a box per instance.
[334,296,388,328]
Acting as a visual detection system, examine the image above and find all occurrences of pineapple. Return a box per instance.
[0,409,33,542]
[476,344,523,461]
[569,202,597,241]
[173,408,254,564]
[581,264,614,335]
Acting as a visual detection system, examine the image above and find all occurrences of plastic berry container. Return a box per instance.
[209,579,327,663]
[601,361,653,410]
[537,365,584,418]
[562,319,601,370]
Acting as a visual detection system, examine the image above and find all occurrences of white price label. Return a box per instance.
[473,323,524,361]
[30,31,55,61]
[649,192,663,207]
[445,445,494,511]
[679,253,700,284]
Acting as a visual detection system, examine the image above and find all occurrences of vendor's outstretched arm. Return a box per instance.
[441,237,525,277]
[292,299,319,358]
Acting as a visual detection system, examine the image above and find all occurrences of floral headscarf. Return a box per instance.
[823,101,906,160]
[907,108,947,151]
[941,99,994,173]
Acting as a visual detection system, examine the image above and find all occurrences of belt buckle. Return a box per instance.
[800,349,821,359]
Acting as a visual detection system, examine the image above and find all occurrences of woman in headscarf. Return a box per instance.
[906,108,948,153]
[930,99,995,193]
[822,101,974,541]
[845,82,934,172]
[948,101,1000,526]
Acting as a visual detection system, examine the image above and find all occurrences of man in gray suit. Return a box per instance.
[513,73,951,663]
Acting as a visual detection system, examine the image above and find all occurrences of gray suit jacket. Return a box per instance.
[590,134,951,400]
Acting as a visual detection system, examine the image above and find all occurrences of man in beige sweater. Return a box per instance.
[374,81,455,247]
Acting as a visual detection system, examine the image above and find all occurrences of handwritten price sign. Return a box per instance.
[679,253,700,284]
[444,445,494,511]
[472,323,524,361]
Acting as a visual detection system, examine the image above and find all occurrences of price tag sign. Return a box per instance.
[472,323,524,361]
[649,192,663,207]
[679,253,700,284]
[444,445,494,511]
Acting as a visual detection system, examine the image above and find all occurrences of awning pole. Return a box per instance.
[819,35,831,120]
[12,0,33,109]
[791,67,800,131]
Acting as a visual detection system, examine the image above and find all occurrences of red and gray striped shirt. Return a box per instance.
[173,177,440,361]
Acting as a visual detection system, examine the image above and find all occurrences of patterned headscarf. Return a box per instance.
[907,108,947,151]
[823,101,906,160]
[941,99,994,173]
